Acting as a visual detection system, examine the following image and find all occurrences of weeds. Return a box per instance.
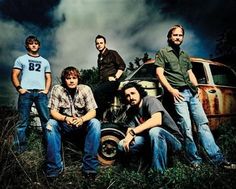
[0,107,236,188]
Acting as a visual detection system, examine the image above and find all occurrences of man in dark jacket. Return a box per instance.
[94,35,126,120]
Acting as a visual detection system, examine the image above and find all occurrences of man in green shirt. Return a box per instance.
[155,24,232,169]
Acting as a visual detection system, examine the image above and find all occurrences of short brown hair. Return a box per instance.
[60,66,80,87]
[25,35,40,50]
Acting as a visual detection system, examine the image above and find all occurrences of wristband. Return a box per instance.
[64,116,67,122]
[16,86,22,91]
[129,129,136,137]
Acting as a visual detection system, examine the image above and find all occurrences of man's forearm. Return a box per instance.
[115,69,124,79]
[188,69,198,87]
[45,73,52,92]
[80,109,96,122]
[50,109,66,122]
[133,112,162,134]
[156,68,174,93]
[11,69,21,88]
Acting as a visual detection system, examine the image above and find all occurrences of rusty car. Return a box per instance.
[98,57,236,165]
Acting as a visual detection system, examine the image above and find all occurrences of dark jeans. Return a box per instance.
[93,81,120,120]
[118,127,182,172]
[45,118,101,177]
[14,91,49,153]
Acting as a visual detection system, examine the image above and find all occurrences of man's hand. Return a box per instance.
[65,116,74,126]
[39,89,49,94]
[108,76,116,81]
[170,88,185,102]
[123,128,135,152]
[72,116,84,127]
[65,116,83,127]
[18,88,29,94]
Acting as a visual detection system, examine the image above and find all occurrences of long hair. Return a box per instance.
[167,24,185,45]
[25,35,40,51]
[121,82,147,104]
[60,66,80,87]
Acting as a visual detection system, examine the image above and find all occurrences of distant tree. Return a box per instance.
[142,52,151,63]
[215,29,236,68]
[134,57,141,67]
[127,52,151,74]
[216,29,236,56]
[127,62,135,72]
[80,67,99,87]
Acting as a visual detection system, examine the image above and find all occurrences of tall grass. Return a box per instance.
[0,107,236,189]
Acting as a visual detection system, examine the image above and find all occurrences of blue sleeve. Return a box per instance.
[45,60,51,73]
[13,57,23,69]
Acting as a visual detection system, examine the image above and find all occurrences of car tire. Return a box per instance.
[98,123,126,165]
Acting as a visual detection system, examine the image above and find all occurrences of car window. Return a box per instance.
[210,65,236,87]
[192,62,207,84]
[130,64,157,80]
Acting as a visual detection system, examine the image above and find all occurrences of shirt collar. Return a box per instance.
[167,46,184,54]
[100,48,109,56]
[62,85,80,93]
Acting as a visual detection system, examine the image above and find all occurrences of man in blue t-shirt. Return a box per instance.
[11,35,52,153]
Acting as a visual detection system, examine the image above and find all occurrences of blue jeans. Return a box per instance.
[118,127,182,172]
[14,91,49,153]
[45,118,101,177]
[175,89,225,165]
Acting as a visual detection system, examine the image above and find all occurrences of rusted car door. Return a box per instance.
[191,58,236,130]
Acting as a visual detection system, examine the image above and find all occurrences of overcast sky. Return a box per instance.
[0,0,235,106]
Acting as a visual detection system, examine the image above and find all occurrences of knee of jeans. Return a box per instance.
[87,118,101,131]
[198,123,211,132]
[46,119,59,132]
[118,140,124,151]
[149,127,162,139]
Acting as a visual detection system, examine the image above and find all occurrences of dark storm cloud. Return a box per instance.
[0,0,235,106]
[0,0,61,28]
[145,0,236,46]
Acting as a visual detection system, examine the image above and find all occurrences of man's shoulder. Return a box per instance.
[15,54,28,60]
[36,55,49,64]
[143,96,161,105]
[39,55,49,61]
[107,49,119,55]
[52,84,64,91]
[144,95,158,101]
[78,84,92,91]
[158,46,172,53]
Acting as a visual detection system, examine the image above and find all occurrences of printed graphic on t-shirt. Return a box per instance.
[28,59,42,72]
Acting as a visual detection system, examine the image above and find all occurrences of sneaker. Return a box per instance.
[220,160,236,170]
[46,167,64,179]
[190,162,201,170]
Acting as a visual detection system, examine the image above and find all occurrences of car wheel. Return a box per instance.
[98,124,125,165]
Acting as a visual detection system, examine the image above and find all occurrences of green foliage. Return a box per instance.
[216,119,236,160]
[80,67,99,87]
[127,52,151,74]
[0,107,236,188]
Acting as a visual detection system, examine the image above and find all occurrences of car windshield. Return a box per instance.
[125,63,157,80]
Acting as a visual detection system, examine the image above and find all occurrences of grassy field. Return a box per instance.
[0,106,236,189]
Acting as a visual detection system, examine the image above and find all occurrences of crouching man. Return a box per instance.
[44,66,101,179]
[118,82,184,172]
